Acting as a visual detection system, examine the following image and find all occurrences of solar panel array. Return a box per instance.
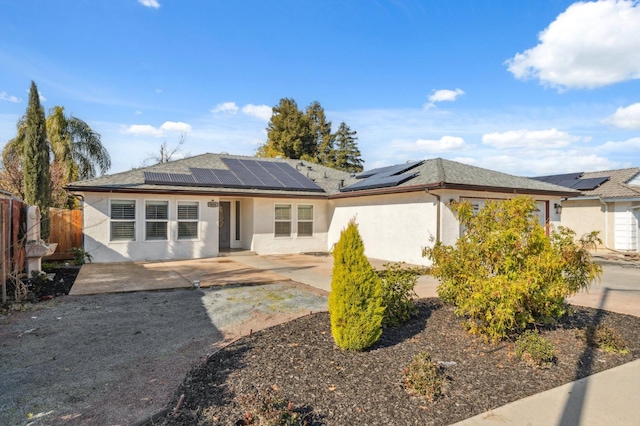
[143,158,324,192]
[341,160,424,192]
[532,173,609,191]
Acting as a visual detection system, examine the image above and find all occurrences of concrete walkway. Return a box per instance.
[71,254,640,425]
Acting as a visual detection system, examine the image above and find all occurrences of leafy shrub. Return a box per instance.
[424,196,602,342]
[378,262,419,326]
[237,388,309,425]
[515,330,556,368]
[576,324,629,354]
[328,218,385,351]
[71,247,93,265]
[403,351,445,401]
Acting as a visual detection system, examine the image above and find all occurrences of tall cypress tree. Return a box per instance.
[22,81,51,239]
[333,122,364,173]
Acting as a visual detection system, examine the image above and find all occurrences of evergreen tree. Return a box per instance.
[328,218,385,351]
[306,101,335,166]
[257,98,315,160]
[333,122,364,173]
[22,81,51,238]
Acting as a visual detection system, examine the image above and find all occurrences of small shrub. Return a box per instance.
[236,388,309,425]
[424,196,602,342]
[515,330,556,368]
[328,218,385,351]
[403,351,445,401]
[378,262,419,326]
[576,324,629,354]
[71,247,93,265]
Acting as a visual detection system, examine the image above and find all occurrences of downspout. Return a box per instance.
[597,197,612,250]
[425,189,441,243]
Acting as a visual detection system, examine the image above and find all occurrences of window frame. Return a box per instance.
[297,204,314,237]
[144,199,169,241]
[110,199,136,242]
[274,203,292,238]
[177,201,200,240]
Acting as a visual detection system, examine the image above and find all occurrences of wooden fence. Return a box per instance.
[46,208,83,261]
[1,194,27,303]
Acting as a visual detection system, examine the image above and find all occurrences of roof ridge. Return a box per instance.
[435,158,446,182]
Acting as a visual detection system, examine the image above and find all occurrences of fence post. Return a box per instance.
[1,206,6,304]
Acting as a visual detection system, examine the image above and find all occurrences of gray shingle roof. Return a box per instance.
[66,153,353,197]
[66,154,576,198]
[572,168,640,199]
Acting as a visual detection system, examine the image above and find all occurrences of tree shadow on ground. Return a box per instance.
[372,298,441,350]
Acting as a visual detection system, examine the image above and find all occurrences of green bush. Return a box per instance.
[237,388,308,425]
[403,351,445,401]
[515,330,556,368]
[424,196,602,342]
[378,262,419,326]
[71,247,93,265]
[576,324,629,354]
[328,218,385,351]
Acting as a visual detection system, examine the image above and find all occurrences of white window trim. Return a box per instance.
[144,199,169,242]
[109,199,137,243]
[274,203,292,238]
[177,200,200,241]
[296,204,314,238]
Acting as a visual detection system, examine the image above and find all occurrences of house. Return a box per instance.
[65,153,577,265]
[534,168,640,252]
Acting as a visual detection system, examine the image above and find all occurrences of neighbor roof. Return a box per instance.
[66,154,577,198]
[549,168,640,199]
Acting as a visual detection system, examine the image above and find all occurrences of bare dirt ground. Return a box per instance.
[0,282,328,426]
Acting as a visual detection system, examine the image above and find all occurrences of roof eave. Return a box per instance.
[66,186,329,199]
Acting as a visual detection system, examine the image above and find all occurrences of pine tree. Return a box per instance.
[22,81,51,239]
[257,98,315,160]
[306,101,335,166]
[328,218,385,351]
[333,122,364,173]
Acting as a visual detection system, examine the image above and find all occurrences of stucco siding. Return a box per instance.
[250,197,329,254]
[81,193,220,263]
[329,192,437,266]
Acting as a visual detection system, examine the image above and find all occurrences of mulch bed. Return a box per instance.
[154,299,640,426]
[1,265,78,307]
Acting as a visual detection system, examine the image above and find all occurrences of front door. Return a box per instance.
[219,202,231,249]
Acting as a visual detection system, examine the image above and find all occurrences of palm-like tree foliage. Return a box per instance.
[3,106,110,183]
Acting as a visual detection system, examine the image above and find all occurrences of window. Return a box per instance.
[274,204,291,237]
[177,202,199,240]
[145,201,168,240]
[110,200,136,241]
[297,205,313,237]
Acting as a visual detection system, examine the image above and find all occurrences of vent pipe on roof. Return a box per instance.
[339,179,344,189]
[323,171,327,178]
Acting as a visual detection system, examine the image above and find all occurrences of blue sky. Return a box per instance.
[1,0,640,177]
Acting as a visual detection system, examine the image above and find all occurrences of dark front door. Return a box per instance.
[219,202,231,249]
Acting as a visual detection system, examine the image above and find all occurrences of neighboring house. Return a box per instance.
[534,168,640,252]
[66,153,576,265]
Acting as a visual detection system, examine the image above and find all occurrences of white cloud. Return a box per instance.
[482,128,581,149]
[395,135,467,152]
[160,121,192,132]
[425,88,464,109]
[122,121,191,137]
[506,0,640,90]
[135,111,142,115]
[242,104,272,121]
[604,103,640,129]
[138,0,160,9]
[597,136,640,152]
[0,91,21,103]
[212,102,239,114]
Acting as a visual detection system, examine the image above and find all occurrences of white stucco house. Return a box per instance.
[534,168,640,252]
[66,153,577,265]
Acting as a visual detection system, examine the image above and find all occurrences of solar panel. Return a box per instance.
[145,158,324,192]
[571,177,609,190]
[531,172,584,184]
[341,172,418,192]
[144,172,196,185]
[356,160,424,179]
